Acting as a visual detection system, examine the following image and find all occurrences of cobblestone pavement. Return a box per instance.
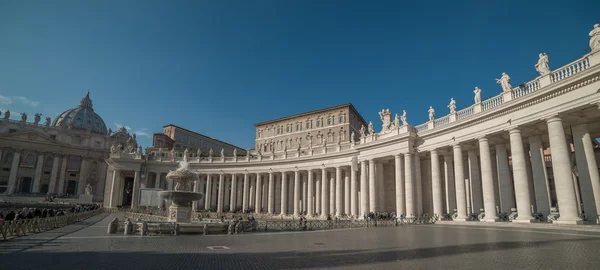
[2,214,600,270]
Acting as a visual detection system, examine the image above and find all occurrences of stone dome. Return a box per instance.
[52,92,108,135]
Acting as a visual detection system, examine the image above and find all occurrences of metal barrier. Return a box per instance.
[0,209,102,241]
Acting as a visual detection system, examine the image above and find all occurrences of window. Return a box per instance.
[69,158,79,170]
[339,114,346,123]
[25,154,35,165]
[317,118,322,127]
[327,117,333,126]
[306,120,312,129]
[287,125,292,133]
[3,153,14,164]
[296,123,302,131]
[45,157,53,168]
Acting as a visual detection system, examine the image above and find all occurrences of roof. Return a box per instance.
[162,124,246,150]
[253,103,368,127]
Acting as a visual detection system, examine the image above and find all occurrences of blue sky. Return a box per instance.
[0,0,598,149]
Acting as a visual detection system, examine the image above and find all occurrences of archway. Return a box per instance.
[19,177,33,193]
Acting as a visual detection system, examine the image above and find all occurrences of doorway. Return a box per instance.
[121,177,134,206]
[19,177,33,193]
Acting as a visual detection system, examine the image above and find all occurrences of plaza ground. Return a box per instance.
[1,213,600,269]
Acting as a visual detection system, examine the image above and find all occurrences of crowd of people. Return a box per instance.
[0,204,100,222]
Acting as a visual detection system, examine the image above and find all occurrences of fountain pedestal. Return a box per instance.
[169,204,192,223]
[158,160,204,224]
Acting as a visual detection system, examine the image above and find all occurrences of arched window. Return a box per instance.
[25,154,35,165]
[316,118,322,127]
[327,116,333,126]
[45,157,54,168]
[69,158,79,170]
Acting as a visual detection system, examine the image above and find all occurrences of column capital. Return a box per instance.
[542,114,562,123]
[429,149,438,155]
[476,136,489,143]
[452,143,462,149]
[507,127,521,134]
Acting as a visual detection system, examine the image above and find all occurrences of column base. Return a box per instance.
[481,218,500,222]
[512,218,535,223]
[553,219,583,225]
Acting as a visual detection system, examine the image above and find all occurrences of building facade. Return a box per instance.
[153,124,246,157]
[105,25,600,225]
[254,104,367,153]
[0,92,138,201]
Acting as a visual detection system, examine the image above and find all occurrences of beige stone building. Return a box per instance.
[254,103,367,153]
[153,124,246,156]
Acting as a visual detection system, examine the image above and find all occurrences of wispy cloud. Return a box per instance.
[0,95,40,107]
[114,122,151,138]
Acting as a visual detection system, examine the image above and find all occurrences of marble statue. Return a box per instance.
[170,148,175,157]
[393,114,400,128]
[401,110,407,126]
[496,72,512,92]
[351,131,355,142]
[368,122,374,135]
[448,98,456,114]
[209,148,213,157]
[3,110,10,119]
[220,148,225,158]
[20,112,27,123]
[297,142,301,151]
[184,148,189,158]
[535,53,551,76]
[590,24,600,51]
[33,113,42,125]
[474,87,482,104]
[246,149,250,159]
[196,148,202,157]
[110,144,118,155]
[233,148,237,157]
[378,109,392,132]
[428,106,435,121]
[359,125,366,137]
[45,117,51,127]
[85,184,93,195]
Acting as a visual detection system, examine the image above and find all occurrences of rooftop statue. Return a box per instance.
[428,106,435,121]
[351,131,355,143]
[496,72,512,92]
[590,24,600,51]
[233,148,237,157]
[401,110,407,126]
[359,124,366,137]
[3,110,10,119]
[448,98,456,114]
[20,112,27,123]
[474,87,482,104]
[209,148,213,157]
[393,114,400,128]
[378,109,392,132]
[535,53,551,76]
[221,148,225,158]
[368,122,374,135]
[196,148,202,157]
[34,113,42,125]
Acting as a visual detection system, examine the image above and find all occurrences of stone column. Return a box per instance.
[415,153,423,215]
[404,153,414,216]
[430,150,443,217]
[443,154,456,214]
[7,149,21,194]
[192,176,200,211]
[231,174,238,212]
[109,170,120,208]
[329,173,335,215]
[350,166,358,217]
[307,170,314,216]
[360,160,369,216]
[368,159,377,212]
[55,156,68,195]
[395,154,405,215]
[77,159,89,195]
[344,170,350,216]
[528,136,551,216]
[376,162,384,212]
[205,174,212,210]
[267,172,274,214]
[467,150,483,214]
[223,176,230,209]
[478,138,499,221]
[294,170,300,216]
[48,155,60,194]
[321,168,329,217]
[131,169,141,209]
[32,153,45,193]
[453,144,468,220]
[217,174,225,213]
[316,173,321,215]
[572,124,600,223]
[546,116,582,224]
[495,144,515,213]
[255,173,262,213]
[242,173,249,212]
[280,172,288,215]
[508,128,534,222]
[335,167,342,216]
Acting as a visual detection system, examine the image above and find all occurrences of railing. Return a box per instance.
[551,56,590,83]
[482,94,503,111]
[456,106,474,120]
[434,115,450,128]
[544,154,552,163]
[513,79,540,99]
[415,123,428,132]
[0,209,102,241]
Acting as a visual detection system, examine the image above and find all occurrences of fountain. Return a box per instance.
[158,160,204,223]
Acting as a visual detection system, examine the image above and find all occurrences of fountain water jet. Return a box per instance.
[158,160,204,223]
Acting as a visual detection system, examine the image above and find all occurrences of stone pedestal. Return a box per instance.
[168,204,192,223]
[79,194,93,204]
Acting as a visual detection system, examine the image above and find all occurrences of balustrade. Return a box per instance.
[456,106,474,120]
[434,116,450,127]
[551,56,590,83]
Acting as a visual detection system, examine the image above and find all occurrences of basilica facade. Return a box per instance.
[103,24,600,225]
[0,92,138,201]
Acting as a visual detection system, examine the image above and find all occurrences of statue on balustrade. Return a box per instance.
[137,146,143,158]
[184,148,189,158]
[474,87,482,104]
[170,148,175,158]
[368,122,374,135]
[401,110,407,126]
[350,131,355,143]
[378,109,392,132]
[33,113,42,125]
[590,24,600,51]
[428,106,435,121]
[535,53,551,76]
[3,110,10,119]
[220,148,225,158]
[246,149,250,159]
[20,112,27,123]
[448,98,456,114]
[233,148,237,157]
[496,72,512,92]
[393,114,400,128]
[209,148,213,157]
[85,183,93,195]
[196,148,202,157]
[359,124,366,137]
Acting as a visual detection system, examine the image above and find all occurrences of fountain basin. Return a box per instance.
[158,191,203,205]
